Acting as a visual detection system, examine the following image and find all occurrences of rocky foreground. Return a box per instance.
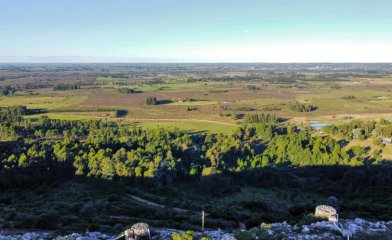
[1,218,392,240]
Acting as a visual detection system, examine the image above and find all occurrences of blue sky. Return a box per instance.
[1,0,392,62]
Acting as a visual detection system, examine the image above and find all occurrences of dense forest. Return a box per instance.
[1,108,391,190]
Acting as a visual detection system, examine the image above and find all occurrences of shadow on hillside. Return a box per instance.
[2,161,392,233]
[2,161,392,195]
[26,108,48,115]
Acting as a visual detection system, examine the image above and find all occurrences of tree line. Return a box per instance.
[1,108,391,189]
[54,83,81,91]
[289,102,318,112]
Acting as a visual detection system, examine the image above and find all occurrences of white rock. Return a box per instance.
[354,218,365,225]
[204,229,236,240]
[315,205,338,222]
[346,223,362,234]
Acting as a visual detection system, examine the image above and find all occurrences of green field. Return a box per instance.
[24,113,98,121]
[131,120,237,134]
[2,64,392,135]
[0,95,86,110]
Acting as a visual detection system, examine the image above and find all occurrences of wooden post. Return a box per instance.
[202,210,205,232]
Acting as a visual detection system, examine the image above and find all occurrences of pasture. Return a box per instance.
[1,63,392,138]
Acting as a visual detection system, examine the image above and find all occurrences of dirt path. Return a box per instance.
[128,195,165,208]
[127,194,202,214]
[128,118,238,126]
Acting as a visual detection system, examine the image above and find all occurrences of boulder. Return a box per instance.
[124,223,150,240]
[131,223,150,236]
[315,205,338,222]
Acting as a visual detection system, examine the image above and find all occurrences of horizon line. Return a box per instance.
[0,60,392,64]
[1,56,392,64]
[1,62,392,64]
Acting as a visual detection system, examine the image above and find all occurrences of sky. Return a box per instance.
[1,0,392,62]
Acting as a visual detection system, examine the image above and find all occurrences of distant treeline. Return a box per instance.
[118,88,143,94]
[289,102,318,112]
[0,84,52,96]
[54,83,81,91]
[185,73,304,84]
[48,108,124,113]
[243,113,278,125]
[99,73,129,78]
[186,74,262,83]
[306,73,384,81]
[263,73,303,84]
[342,95,356,100]
[19,83,52,90]
[0,86,16,96]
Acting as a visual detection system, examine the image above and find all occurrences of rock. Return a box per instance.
[55,232,112,240]
[152,228,180,240]
[3,219,392,240]
[0,232,113,240]
[347,223,362,234]
[309,221,335,230]
[260,222,268,229]
[204,229,236,240]
[354,218,365,225]
[341,229,353,238]
[315,205,338,222]
[131,223,150,236]
[22,233,49,240]
[124,223,150,239]
[239,222,246,230]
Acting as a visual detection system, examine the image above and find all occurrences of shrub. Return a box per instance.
[342,95,356,100]
[244,113,277,124]
[145,96,157,105]
[246,85,258,91]
[115,109,128,117]
[118,88,142,94]
[234,231,254,240]
[241,201,268,211]
[35,212,61,229]
[79,201,97,218]
[289,102,318,112]
[171,230,194,240]
[288,205,306,216]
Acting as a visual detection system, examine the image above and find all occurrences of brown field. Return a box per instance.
[1,63,392,134]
